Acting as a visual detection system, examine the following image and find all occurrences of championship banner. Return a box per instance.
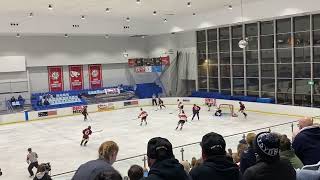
[89,64,103,89]
[48,66,64,92]
[69,65,83,90]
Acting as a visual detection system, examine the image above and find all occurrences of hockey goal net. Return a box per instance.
[218,104,238,117]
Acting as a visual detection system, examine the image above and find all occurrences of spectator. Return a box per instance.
[26,148,39,178]
[191,157,197,168]
[243,132,296,180]
[128,165,143,180]
[10,96,16,102]
[180,160,191,173]
[72,141,119,180]
[43,99,50,106]
[143,137,190,180]
[231,139,248,164]
[18,95,24,101]
[240,133,256,174]
[33,163,52,180]
[94,169,122,180]
[279,134,303,169]
[292,117,320,165]
[190,132,240,180]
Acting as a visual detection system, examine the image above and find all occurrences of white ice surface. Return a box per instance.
[0,105,298,180]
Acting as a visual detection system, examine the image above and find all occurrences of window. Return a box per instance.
[277,18,291,33]
[209,78,218,90]
[221,78,231,89]
[294,47,310,63]
[294,16,310,32]
[232,25,242,38]
[220,40,230,52]
[313,14,320,30]
[208,53,218,64]
[262,79,275,92]
[295,79,311,94]
[261,50,274,64]
[278,79,292,93]
[277,64,292,78]
[197,54,206,65]
[313,31,320,46]
[232,52,244,64]
[207,29,217,41]
[220,27,230,39]
[198,65,207,77]
[198,77,208,89]
[220,53,230,64]
[314,47,320,62]
[313,79,320,94]
[247,78,259,91]
[277,49,292,63]
[233,78,244,90]
[208,65,218,77]
[295,63,311,78]
[232,39,242,51]
[246,23,258,36]
[261,64,275,77]
[246,51,258,64]
[313,63,320,78]
[208,41,217,53]
[233,65,244,77]
[197,42,206,54]
[220,65,230,77]
[221,90,231,95]
[197,31,206,42]
[247,37,258,50]
[247,65,259,77]
[261,35,274,49]
[294,32,310,47]
[277,33,291,48]
[261,21,274,35]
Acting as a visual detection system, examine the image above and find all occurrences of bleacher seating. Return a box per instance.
[135,83,162,99]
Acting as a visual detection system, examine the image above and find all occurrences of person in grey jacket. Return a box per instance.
[72,141,119,180]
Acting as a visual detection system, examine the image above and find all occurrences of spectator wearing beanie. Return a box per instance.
[240,133,257,174]
[128,165,144,180]
[143,137,190,180]
[292,117,320,165]
[94,169,122,180]
[72,141,119,180]
[190,132,240,180]
[279,134,303,169]
[243,132,296,180]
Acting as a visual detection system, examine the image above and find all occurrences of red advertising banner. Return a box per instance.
[161,56,170,66]
[48,66,64,92]
[69,65,83,90]
[89,64,103,89]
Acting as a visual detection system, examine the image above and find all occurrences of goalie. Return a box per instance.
[214,107,222,117]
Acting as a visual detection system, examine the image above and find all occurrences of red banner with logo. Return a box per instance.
[69,65,83,90]
[89,64,103,89]
[48,66,64,92]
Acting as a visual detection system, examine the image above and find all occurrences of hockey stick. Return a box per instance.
[132,117,140,120]
[92,130,103,134]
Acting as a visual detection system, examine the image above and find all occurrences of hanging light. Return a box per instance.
[238,0,248,49]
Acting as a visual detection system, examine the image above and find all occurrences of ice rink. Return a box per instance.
[0,104,299,179]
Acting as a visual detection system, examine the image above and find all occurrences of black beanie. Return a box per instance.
[254,132,280,162]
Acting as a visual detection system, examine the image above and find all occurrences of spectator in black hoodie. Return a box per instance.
[292,117,320,165]
[190,132,241,180]
[143,137,190,180]
[243,132,296,180]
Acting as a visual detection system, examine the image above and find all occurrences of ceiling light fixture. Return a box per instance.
[192,12,196,16]
[164,18,168,22]
[153,11,157,15]
[105,8,110,12]
[187,2,191,7]
[29,12,34,17]
[16,33,21,38]
[136,0,141,4]
[64,34,69,38]
[105,34,110,39]
[81,15,85,20]
[228,5,233,10]
[48,4,53,10]
[238,0,248,49]
[126,17,130,22]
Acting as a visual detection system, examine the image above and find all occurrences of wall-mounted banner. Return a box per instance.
[97,103,115,112]
[123,100,139,107]
[72,106,84,114]
[89,64,102,89]
[69,65,83,90]
[48,66,64,92]
[38,110,57,117]
[160,56,170,66]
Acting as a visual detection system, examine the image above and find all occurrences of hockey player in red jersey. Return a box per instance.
[82,106,88,121]
[176,110,188,130]
[138,108,148,126]
[191,104,201,121]
[80,126,92,146]
[238,101,247,118]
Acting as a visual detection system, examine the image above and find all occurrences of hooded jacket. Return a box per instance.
[243,158,296,180]
[292,126,320,165]
[143,158,190,180]
[190,155,241,180]
[72,158,115,180]
[240,146,256,174]
[33,172,52,180]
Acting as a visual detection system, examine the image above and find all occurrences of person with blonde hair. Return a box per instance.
[180,160,191,173]
[240,133,256,174]
[72,141,119,180]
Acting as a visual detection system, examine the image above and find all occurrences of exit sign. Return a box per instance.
[308,80,314,85]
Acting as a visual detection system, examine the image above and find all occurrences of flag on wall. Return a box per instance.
[48,66,64,92]
[88,64,102,89]
[69,65,83,90]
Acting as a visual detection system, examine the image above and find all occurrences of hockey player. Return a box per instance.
[177,99,184,113]
[158,97,166,110]
[214,107,222,116]
[82,106,88,121]
[191,104,201,121]
[80,126,92,146]
[206,98,215,111]
[239,102,247,118]
[152,94,158,106]
[138,108,148,126]
[176,110,188,130]
[26,148,39,177]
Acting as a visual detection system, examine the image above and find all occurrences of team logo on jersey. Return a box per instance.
[51,72,60,80]
[91,70,99,78]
